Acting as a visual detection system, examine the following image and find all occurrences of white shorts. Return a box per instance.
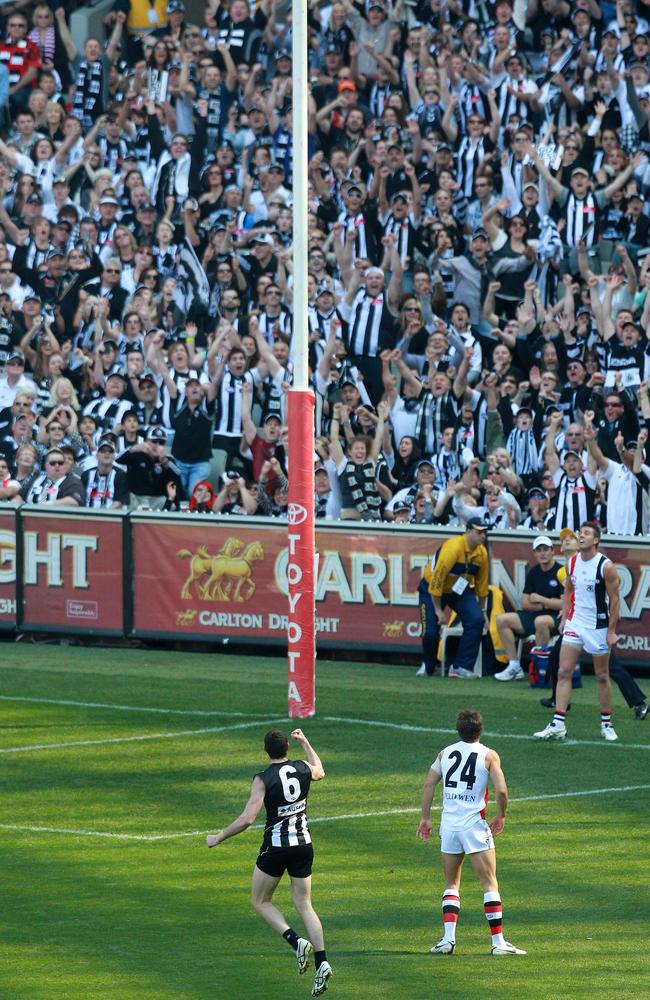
[563,624,609,656]
[440,818,494,855]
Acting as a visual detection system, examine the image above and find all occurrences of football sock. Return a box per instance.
[484,892,505,948]
[282,928,299,951]
[601,711,612,726]
[314,950,327,969]
[508,660,520,671]
[442,888,460,942]
[552,708,567,727]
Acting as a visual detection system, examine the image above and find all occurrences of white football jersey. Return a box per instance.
[436,740,490,830]
[566,552,611,630]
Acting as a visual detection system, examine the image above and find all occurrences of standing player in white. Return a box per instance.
[206,728,332,997]
[534,521,621,742]
[416,709,526,957]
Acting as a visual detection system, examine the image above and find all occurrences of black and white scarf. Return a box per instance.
[344,460,381,521]
[72,59,104,129]
[506,427,540,476]
[84,468,117,508]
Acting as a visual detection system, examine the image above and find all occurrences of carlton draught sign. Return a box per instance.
[0,506,16,627]
[3,507,650,664]
[19,509,124,634]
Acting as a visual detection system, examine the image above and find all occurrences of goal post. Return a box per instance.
[287,0,316,717]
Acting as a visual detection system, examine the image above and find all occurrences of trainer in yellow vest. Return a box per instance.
[127,0,169,35]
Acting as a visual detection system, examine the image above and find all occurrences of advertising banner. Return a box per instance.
[0,505,17,629]
[20,510,124,634]
[131,519,650,665]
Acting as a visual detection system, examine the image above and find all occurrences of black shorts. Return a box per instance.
[517,610,559,636]
[255,843,314,879]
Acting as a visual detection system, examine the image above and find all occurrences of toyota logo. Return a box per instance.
[288,503,308,525]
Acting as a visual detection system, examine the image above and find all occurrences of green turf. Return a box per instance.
[1,645,648,1000]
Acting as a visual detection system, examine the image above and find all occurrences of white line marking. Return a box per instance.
[324,716,650,751]
[0,695,273,719]
[0,719,282,756]
[2,784,648,842]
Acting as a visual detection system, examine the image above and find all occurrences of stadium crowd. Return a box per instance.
[1,0,650,533]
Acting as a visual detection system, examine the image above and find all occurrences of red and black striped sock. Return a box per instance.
[484,891,505,947]
[601,711,612,727]
[442,888,460,942]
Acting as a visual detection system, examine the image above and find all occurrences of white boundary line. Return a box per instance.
[0,695,272,718]
[1,784,648,842]
[0,719,282,755]
[324,716,650,751]
[1,699,649,752]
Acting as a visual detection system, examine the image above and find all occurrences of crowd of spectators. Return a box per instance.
[1,0,650,534]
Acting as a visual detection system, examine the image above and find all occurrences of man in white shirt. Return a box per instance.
[0,351,34,408]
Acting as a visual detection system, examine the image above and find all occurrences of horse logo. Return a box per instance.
[176,609,197,627]
[383,620,405,638]
[177,538,265,602]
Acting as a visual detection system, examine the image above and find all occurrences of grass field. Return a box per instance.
[1,643,649,1000]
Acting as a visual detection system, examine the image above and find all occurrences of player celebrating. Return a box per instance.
[534,521,621,742]
[416,709,526,957]
[206,728,332,997]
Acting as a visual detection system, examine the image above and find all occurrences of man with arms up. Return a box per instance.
[417,709,525,957]
[534,521,621,742]
[206,728,332,997]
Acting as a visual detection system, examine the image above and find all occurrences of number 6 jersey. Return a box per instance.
[436,741,490,830]
[257,759,313,848]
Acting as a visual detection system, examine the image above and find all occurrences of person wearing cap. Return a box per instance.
[386,458,436,517]
[132,374,164,434]
[544,410,597,532]
[12,446,84,507]
[337,0,391,79]
[623,189,650,255]
[420,517,490,679]
[521,486,550,531]
[0,350,33,408]
[494,536,563,681]
[120,424,181,508]
[160,373,214,498]
[84,258,129,323]
[241,378,286,496]
[505,406,540,488]
[525,137,643,267]
[81,436,129,508]
[82,370,134,433]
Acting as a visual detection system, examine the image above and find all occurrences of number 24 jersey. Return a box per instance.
[436,740,491,830]
[257,759,313,848]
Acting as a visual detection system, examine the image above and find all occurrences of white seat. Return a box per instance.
[440,623,483,678]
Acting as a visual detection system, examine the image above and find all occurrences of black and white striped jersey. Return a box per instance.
[549,467,596,531]
[213,368,257,438]
[82,396,133,433]
[258,759,312,849]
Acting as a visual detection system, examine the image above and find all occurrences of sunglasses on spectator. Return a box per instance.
[47,459,65,466]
